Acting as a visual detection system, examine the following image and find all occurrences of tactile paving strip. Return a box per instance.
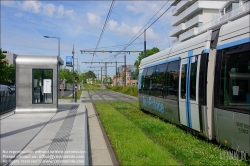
[39,105,78,166]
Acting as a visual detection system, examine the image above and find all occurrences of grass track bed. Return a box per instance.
[95,102,179,165]
[95,101,248,165]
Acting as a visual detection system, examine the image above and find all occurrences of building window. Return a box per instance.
[33,69,53,104]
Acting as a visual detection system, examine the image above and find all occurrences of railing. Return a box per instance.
[198,1,250,34]
[0,93,16,114]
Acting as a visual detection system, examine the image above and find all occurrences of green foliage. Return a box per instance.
[103,76,112,85]
[134,47,160,77]
[107,85,138,97]
[85,71,96,79]
[0,49,15,84]
[60,67,82,84]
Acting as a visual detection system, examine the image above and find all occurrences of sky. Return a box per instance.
[1,0,175,77]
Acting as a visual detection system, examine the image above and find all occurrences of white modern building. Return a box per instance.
[2,51,17,65]
[170,0,250,44]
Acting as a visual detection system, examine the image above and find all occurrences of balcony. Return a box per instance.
[179,27,198,42]
[170,23,185,37]
[170,14,202,37]
[171,1,225,26]
[172,0,194,16]
[197,0,250,35]
[185,14,203,29]
[170,0,179,6]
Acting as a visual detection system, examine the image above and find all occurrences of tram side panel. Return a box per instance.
[214,14,250,155]
[138,62,181,125]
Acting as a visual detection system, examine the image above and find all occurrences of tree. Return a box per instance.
[85,71,96,79]
[0,49,15,84]
[134,47,160,77]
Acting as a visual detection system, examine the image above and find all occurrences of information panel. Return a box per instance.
[43,79,52,93]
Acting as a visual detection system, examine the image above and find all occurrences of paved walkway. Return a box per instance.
[0,92,114,165]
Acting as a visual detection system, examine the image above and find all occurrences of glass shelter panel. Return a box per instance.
[33,69,53,104]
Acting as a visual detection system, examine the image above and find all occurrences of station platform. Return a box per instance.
[0,97,114,165]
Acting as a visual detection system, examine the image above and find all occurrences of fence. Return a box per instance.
[0,92,16,114]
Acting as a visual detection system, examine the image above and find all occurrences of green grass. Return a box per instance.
[82,84,106,90]
[95,101,249,166]
[107,85,138,97]
[95,102,179,166]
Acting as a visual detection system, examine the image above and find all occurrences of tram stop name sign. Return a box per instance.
[66,56,73,67]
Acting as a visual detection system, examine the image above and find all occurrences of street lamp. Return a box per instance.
[44,36,60,57]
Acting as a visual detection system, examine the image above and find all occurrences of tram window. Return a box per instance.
[145,66,155,95]
[180,64,187,99]
[155,63,168,98]
[190,58,197,101]
[141,68,147,94]
[219,43,250,111]
[166,60,180,100]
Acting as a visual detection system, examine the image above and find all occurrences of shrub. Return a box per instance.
[108,85,138,97]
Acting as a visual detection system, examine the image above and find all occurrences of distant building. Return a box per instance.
[2,51,17,66]
[113,65,137,86]
[170,0,250,45]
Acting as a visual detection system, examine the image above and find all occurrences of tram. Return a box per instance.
[138,14,250,155]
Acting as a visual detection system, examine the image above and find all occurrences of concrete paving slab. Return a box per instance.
[0,113,55,166]
[84,102,114,165]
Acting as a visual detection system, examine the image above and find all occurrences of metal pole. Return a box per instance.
[144,29,146,58]
[58,38,60,57]
[101,67,102,87]
[116,61,117,86]
[72,44,75,100]
[105,62,107,87]
[124,54,126,87]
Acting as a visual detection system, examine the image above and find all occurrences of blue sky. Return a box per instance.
[1,0,174,76]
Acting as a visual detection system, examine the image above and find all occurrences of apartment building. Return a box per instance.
[170,0,250,44]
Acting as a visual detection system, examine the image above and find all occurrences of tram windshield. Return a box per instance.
[218,43,250,111]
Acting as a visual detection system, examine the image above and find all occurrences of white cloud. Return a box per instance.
[20,1,42,14]
[1,1,16,7]
[14,13,23,18]
[107,20,118,31]
[65,10,75,20]
[57,5,64,17]
[107,19,159,41]
[126,2,160,15]
[87,13,101,27]
[43,3,56,17]
[2,1,75,20]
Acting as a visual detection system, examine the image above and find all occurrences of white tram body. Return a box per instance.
[138,15,250,155]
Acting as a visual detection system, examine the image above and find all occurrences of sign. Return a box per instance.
[43,79,51,93]
[66,56,73,67]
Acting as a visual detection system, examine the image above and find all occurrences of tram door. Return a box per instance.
[179,51,201,131]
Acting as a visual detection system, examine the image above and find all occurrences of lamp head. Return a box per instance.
[44,36,49,38]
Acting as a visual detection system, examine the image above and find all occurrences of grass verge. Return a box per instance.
[94,102,179,165]
[82,84,106,90]
[96,101,249,165]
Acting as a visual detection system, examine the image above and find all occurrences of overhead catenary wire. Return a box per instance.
[92,0,115,62]
[109,0,171,62]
